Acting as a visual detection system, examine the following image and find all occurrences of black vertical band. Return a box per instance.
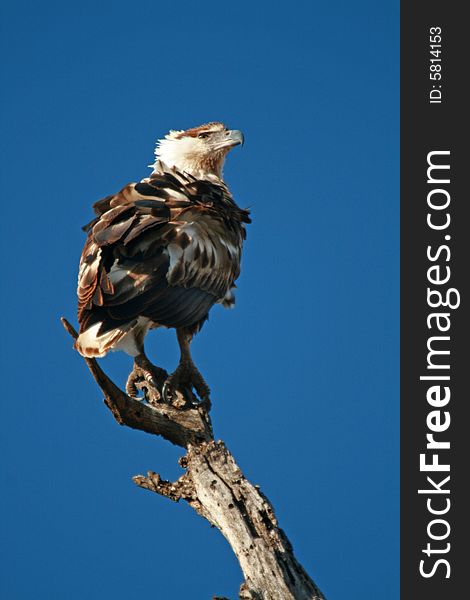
[401,3,467,598]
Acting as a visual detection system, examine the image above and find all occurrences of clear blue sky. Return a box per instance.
[0,1,399,598]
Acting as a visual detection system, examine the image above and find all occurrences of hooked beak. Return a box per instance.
[224,129,244,148]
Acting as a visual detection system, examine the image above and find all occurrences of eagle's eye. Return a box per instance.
[198,132,210,139]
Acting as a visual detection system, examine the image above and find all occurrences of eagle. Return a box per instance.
[76,122,250,404]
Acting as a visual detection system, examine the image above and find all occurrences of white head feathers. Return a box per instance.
[151,122,244,180]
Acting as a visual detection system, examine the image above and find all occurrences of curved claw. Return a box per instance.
[127,389,146,400]
[126,360,167,403]
[162,381,192,404]
[162,381,171,404]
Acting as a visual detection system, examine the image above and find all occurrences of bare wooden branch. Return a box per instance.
[134,442,325,600]
[62,316,325,599]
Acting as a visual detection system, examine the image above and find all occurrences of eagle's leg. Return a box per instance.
[126,352,168,401]
[162,328,211,407]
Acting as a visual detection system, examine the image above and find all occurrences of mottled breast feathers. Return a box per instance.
[77,163,250,336]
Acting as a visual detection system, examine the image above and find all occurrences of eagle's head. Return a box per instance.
[152,122,244,180]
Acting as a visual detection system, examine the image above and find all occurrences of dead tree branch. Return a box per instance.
[62,317,325,600]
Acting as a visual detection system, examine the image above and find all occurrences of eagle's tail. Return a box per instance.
[75,320,138,358]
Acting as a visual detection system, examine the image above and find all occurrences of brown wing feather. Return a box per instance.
[77,163,250,334]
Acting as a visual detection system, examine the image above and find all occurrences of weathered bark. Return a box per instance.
[62,318,325,600]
